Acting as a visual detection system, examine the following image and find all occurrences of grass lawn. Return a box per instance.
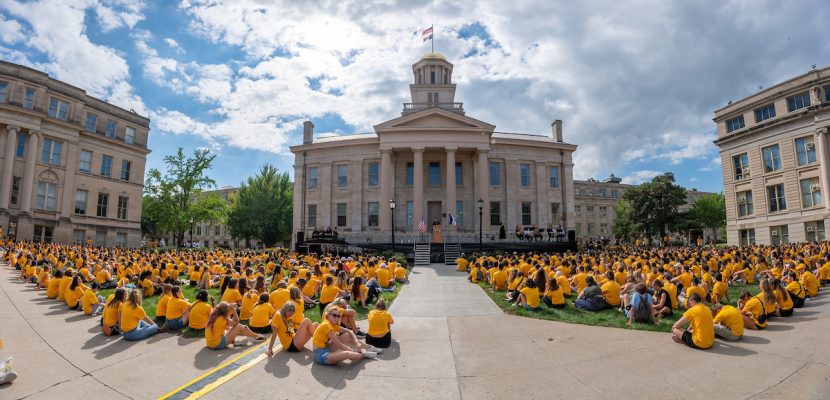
[477,281,760,333]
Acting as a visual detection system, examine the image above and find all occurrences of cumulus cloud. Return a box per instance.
[621,170,662,185]
[164,37,185,54]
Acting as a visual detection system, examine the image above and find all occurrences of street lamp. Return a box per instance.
[189,217,194,249]
[477,198,484,253]
[389,199,396,253]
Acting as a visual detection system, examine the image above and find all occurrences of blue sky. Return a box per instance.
[1,1,828,193]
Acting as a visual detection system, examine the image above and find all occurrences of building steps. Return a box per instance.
[443,243,460,265]
[414,244,431,266]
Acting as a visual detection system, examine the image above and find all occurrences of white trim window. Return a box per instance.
[48,98,69,120]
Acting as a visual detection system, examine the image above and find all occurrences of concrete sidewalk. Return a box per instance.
[2,262,830,400]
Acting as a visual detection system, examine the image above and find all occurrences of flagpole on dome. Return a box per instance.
[431,24,434,53]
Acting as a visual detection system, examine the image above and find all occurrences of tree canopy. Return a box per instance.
[226,165,293,247]
[616,172,688,239]
[688,192,726,244]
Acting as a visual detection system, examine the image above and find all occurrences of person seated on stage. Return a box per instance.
[331,227,338,239]
[515,225,523,240]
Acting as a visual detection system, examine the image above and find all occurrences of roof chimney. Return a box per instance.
[551,120,563,142]
[303,121,314,144]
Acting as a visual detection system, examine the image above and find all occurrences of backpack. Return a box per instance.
[632,293,652,323]
[476,268,484,282]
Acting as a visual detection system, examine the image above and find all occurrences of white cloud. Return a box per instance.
[164,37,185,54]
[621,170,661,185]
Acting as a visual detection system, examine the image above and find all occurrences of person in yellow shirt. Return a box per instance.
[739,281,776,330]
[240,288,259,322]
[375,263,392,289]
[542,277,565,308]
[671,293,714,349]
[81,283,105,315]
[36,265,51,290]
[601,271,621,308]
[772,279,794,317]
[102,288,126,336]
[712,303,743,341]
[801,270,820,297]
[155,284,173,324]
[311,304,377,365]
[58,271,74,302]
[266,302,319,356]
[188,290,214,331]
[249,293,276,334]
[204,302,263,350]
[221,278,243,308]
[65,276,88,310]
[517,279,541,311]
[393,261,408,284]
[121,289,160,341]
[269,281,291,310]
[319,276,344,311]
[785,271,806,308]
[165,286,191,331]
[46,270,62,299]
[456,255,469,272]
[366,299,394,348]
[491,265,509,291]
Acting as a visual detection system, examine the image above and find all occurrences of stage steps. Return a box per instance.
[443,243,460,265]
[414,244,431,266]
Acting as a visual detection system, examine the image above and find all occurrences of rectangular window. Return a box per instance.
[455,162,462,186]
[754,104,776,123]
[336,203,347,226]
[767,183,786,212]
[73,229,85,243]
[520,163,531,187]
[101,155,113,177]
[0,81,7,102]
[800,178,822,208]
[489,162,501,186]
[733,153,750,179]
[95,230,106,246]
[117,196,128,220]
[75,190,87,215]
[406,163,414,186]
[551,203,561,225]
[586,189,592,197]
[307,167,318,189]
[456,200,463,226]
[549,166,559,188]
[15,133,27,159]
[761,145,781,173]
[770,225,789,245]
[588,223,595,234]
[600,206,607,217]
[737,190,754,217]
[10,176,20,205]
[115,233,127,247]
[41,138,62,165]
[23,88,35,109]
[406,201,413,226]
[600,223,607,235]
[337,164,347,188]
[307,204,317,227]
[105,120,117,138]
[85,113,97,132]
[805,221,826,242]
[196,226,202,236]
[786,92,810,112]
[521,202,532,225]
[79,150,92,173]
[125,127,135,144]
[575,205,581,217]
[48,98,69,120]
[725,115,745,133]
[739,229,756,245]
[33,226,54,243]
[215,225,220,235]
[599,189,606,198]
[490,201,501,226]
[368,162,379,187]
[36,181,57,211]
[428,162,440,186]
[587,206,594,217]
[96,193,109,218]
[611,189,618,199]
[368,202,379,227]
[120,160,131,181]
[795,136,817,166]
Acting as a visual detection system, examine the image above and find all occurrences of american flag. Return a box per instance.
[421,26,433,42]
[418,219,426,233]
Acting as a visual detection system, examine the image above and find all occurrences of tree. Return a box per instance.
[612,198,639,243]
[226,165,293,247]
[143,148,226,246]
[688,193,726,244]
[621,173,687,239]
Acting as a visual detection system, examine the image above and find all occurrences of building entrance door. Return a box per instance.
[427,201,442,242]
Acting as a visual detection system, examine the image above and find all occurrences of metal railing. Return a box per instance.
[401,102,464,114]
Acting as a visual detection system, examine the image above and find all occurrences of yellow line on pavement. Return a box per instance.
[184,353,267,399]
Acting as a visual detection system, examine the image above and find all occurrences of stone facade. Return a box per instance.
[714,66,830,245]
[290,53,578,246]
[0,61,149,247]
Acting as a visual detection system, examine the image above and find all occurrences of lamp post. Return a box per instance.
[477,198,484,253]
[189,217,194,249]
[389,199,396,253]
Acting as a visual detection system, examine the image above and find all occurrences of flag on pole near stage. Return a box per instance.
[418,219,426,233]
[421,26,433,42]
[448,213,456,225]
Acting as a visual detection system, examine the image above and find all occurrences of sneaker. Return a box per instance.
[0,357,12,373]
[368,346,383,354]
[0,371,17,385]
[361,350,377,359]
[256,335,267,341]
[391,338,401,344]
[355,330,367,338]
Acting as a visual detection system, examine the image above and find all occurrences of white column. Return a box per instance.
[20,130,40,213]
[60,142,78,218]
[477,150,489,231]
[0,125,19,210]
[445,147,457,233]
[350,159,363,232]
[413,148,424,231]
[379,149,392,231]
[817,127,830,210]
[535,161,548,228]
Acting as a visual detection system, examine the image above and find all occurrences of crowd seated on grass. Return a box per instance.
[2,240,405,362]
[460,242,827,350]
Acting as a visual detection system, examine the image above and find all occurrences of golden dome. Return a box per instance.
[421,52,446,60]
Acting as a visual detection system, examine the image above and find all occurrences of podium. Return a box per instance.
[432,225,442,243]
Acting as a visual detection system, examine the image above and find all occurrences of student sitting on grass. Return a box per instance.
[574,276,606,312]
[319,276,344,312]
[249,293,276,334]
[81,282,105,316]
[712,303,743,341]
[650,279,672,317]
[155,284,173,325]
[102,288,126,336]
[165,286,191,331]
[333,298,363,336]
[188,290,213,332]
[221,278,243,310]
[205,302,264,350]
[600,271,621,309]
[266,302,319,356]
[542,276,566,308]
[393,259,408,284]
[622,283,656,324]
[710,273,729,304]
[516,278,541,311]
[138,270,161,298]
[671,292,714,350]
[240,285,258,322]
[311,304,379,366]
[121,289,161,341]
[491,264,508,291]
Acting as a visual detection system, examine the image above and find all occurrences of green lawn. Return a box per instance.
[477,281,760,332]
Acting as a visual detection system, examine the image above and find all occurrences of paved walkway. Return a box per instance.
[2,262,830,399]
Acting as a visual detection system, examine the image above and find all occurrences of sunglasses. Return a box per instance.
[329,313,341,318]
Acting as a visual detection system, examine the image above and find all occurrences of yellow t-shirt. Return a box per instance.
[713,305,744,338]
[156,294,171,319]
[189,302,212,330]
[221,288,243,305]
[81,289,99,315]
[367,309,393,337]
[312,320,340,349]
[166,297,191,320]
[291,299,305,325]
[58,276,72,301]
[240,292,258,321]
[102,301,123,327]
[319,284,339,304]
[682,303,714,348]
[601,281,621,306]
[521,287,540,308]
[96,269,111,285]
[270,313,296,350]
[269,288,291,309]
[46,278,61,298]
[684,286,707,308]
[121,304,148,332]
[205,316,228,348]
[66,285,86,308]
[394,266,407,280]
[545,286,565,306]
[376,268,391,288]
[492,270,509,290]
[140,279,155,298]
[775,288,793,311]
[250,303,275,328]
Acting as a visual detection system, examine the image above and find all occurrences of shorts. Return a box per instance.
[366,331,392,348]
[779,308,793,317]
[287,340,301,353]
[313,347,330,364]
[681,330,701,349]
[166,318,184,331]
[319,302,330,312]
[713,323,741,341]
[156,316,167,325]
[250,325,272,334]
[210,336,228,350]
[524,304,540,311]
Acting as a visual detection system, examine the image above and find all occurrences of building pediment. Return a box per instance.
[374,107,496,133]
